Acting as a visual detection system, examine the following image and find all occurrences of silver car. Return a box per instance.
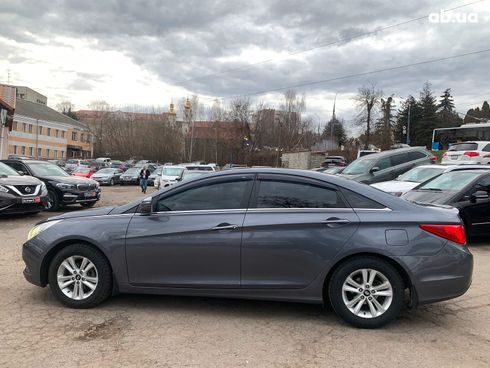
[22,168,472,328]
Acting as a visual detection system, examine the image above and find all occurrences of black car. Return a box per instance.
[0,162,48,215]
[402,169,490,238]
[1,159,101,211]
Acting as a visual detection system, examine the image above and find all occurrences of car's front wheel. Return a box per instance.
[48,244,112,308]
[328,256,404,328]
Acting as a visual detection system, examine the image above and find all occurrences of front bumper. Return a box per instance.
[60,189,101,205]
[0,193,48,215]
[22,239,46,287]
[397,242,473,305]
[120,177,139,184]
[92,177,112,184]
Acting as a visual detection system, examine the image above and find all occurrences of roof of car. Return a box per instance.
[356,147,427,160]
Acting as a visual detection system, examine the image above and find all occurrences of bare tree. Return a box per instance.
[355,83,383,149]
[56,101,75,113]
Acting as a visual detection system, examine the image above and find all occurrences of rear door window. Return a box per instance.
[391,153,410,166]
[255,179,347,208]
[408,151,426,160]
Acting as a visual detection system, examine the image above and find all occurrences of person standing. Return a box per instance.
[139,166,150,193]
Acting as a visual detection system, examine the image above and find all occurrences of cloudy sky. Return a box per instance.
[1,0,489,132]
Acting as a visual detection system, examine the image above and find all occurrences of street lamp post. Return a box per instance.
[399,96,411,145]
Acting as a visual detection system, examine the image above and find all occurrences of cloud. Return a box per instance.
[0,0,489,125]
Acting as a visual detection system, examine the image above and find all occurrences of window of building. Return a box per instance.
[29,147,33,156]
[46,149,50,158]
[55,129,59,138]
[54,150,58,158]
[47,127,51,136]
[13,145,17,154]
[38,148,42,158]
[61,150,65,158]
[22,123,27,132]
[80,133,84,142]
[13,122,17,130]
[72,131,78,141]
[86,134,91,143]
[21,146,26,155]
[61,131,65,139]
[39,126,43,135]
[28,124,33,133]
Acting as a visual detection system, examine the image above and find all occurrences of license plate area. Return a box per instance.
[22,197,40,204]
[84,192,96,197]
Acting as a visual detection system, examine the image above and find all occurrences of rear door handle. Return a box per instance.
[212,223,239,230]
[321,218,351,227]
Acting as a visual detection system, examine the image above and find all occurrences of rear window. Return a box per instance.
[408,151,426,160]
[448,143,478,151]
[340,188,386,209]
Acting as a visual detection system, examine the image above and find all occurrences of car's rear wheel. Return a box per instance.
[110,178,115,186]
[48,244,112,308]
[328,256,404,328]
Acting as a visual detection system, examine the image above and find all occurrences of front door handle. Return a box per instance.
[321,217,351,227]
[212,223,239,230]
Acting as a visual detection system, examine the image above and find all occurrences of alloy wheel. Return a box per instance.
[341,268,393,319]
[56,255,98,300]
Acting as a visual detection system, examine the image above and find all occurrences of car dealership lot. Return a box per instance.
[1,186,489,367]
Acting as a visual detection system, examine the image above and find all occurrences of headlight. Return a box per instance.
[27,220,61,241]
[56,183,75,190]
[0,185,9,193]
[41,182,46,190]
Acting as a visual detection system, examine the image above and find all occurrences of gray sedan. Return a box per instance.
[22,168,472,328]
[91,168,123,186]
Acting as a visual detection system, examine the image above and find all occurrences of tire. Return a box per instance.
[81,201,96,208]
[328,256,404,329]
[110,178,115,186]
[46,190,60,212]
[48,243,112,308]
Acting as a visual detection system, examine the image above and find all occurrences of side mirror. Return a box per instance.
[138,197,153,215]
[17,170,25,176]
[470,191,489,203]
[370,166,380,174]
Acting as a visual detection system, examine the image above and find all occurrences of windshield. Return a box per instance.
[418,172,480,191]
[153,167,163,175]
[29,162,70,177]
[343,158,376,175]
[97,168,115,174]
[397,167,445,183]
[0,162,19,176]
[124,168,140,175]
[448,143,478,151]
[74,168,90,173]
[163,167,184,176]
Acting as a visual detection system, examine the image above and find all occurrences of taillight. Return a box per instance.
[464,151,480,157]
[442,152,447,158]
[420,224,466,245]
[429,156,437,162]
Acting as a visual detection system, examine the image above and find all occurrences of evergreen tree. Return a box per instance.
[322,117,347,148]
[437,88,455,112]
[412,81,438,148]
[436,88,461,128]
[62,108,79,121]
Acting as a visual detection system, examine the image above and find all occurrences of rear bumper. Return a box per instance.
[397,242,473,305]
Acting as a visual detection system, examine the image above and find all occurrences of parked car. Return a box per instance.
[71,167,96,179]
[340,147,436,184]
[0,161,48,215]
[95,157,112,167]
[155,166,186,189]
[357,149,381,158]
[223,163,247,170]
[390,143,411,149]
[441,141,490,165]
[1,159,100,211]
[371,165,451,196]
[23,168,472,328]
[119,168,141,185]
[184,164,217,171]
[181,170,211,182]
[65,159,90,173]
[323,166,345,175]
[48,160,66,168]
[91,168,123,186]
[148,166,164,186]
[134,160,152,168]
[372,164,490,196]
[321,156,347,167]
[402,169,490,239]
[110,160,130,171]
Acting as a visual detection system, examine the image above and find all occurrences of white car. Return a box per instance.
[371,164,490,196]
[184,164,218,171]
[155,166,186,189]
[441,141,490,165]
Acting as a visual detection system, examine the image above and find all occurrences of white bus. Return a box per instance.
[432,122,490,150]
